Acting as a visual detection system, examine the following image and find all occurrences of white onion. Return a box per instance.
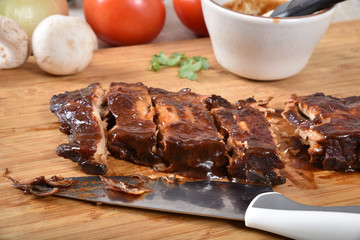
[0,0,68,39]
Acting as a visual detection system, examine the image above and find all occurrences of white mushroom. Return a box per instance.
[0,15,29,69]
[32,15,97,76]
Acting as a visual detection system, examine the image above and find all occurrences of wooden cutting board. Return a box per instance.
[1,20,359,239]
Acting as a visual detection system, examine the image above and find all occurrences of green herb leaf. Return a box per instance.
[170,52,185,59]
[200,57,210,70]
[149,52,210,80]
[178,69,198,80]
[167,54,183,66]
[153,52,169,65]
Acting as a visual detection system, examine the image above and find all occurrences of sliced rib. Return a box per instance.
[149,88,228,179]
[107,82,161,166]
[50,83,108,175]
[206,95,285,185]
[282,93,360,171]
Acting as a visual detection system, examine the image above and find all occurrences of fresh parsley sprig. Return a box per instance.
[149,52,210,80]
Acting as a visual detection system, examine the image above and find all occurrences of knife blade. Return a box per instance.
[55,176,360,240]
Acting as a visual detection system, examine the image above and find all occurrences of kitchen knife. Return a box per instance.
[54,176,360,240]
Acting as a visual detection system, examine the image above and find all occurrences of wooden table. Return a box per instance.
[1,20,359,239]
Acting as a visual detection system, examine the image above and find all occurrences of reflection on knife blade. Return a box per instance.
[6,171,270,220]
[51,175,271,220]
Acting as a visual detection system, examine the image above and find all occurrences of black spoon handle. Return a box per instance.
[271,0,347,17]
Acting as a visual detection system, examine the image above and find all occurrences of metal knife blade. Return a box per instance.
[54,176,360,240]
[55,176,272,220]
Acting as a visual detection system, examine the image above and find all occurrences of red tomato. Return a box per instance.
[83,0,166,46]
[173,0,209,37]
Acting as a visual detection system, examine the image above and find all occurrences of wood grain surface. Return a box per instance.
[1,20,360,240]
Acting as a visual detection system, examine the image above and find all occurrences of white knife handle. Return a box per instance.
[245,192,360,240]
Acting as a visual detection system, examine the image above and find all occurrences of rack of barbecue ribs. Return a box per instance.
[106,82,161,166]
[205,95,285,185]
[149,87,228,179]
[51,82,286,185]
[50,83,108,175]
[282,93,360,171]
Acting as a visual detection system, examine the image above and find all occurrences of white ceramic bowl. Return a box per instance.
[202,0,336,81]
